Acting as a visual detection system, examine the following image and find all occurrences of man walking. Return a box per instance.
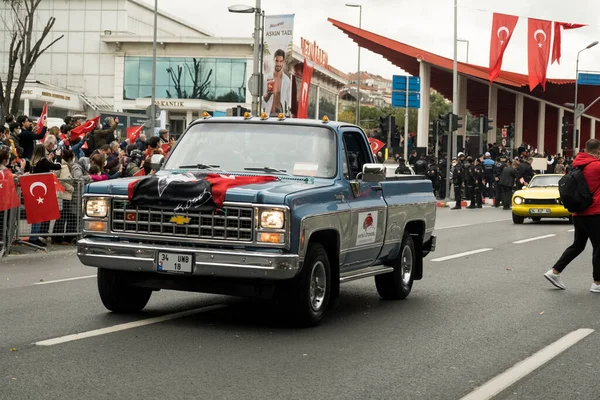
[544,139,600,291]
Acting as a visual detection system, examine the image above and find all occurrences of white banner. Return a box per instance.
[262,14,294,116]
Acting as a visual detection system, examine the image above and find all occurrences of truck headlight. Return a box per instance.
[86,198,109,217]
[514,196,523,205]
[260,210,284,229]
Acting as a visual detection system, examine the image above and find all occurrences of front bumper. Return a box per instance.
[77,238,300,280]
[512,204,571,218]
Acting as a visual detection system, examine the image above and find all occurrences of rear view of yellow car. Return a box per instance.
[511,174,571,224]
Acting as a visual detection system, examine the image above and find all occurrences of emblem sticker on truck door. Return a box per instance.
[356,211,378,245]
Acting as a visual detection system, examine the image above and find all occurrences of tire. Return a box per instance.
[512,213,525,224]
[531,217,542,222]
[97,268,152,313]
[375,234,416,300]
[568,216,574,224]
[280,243,331,327]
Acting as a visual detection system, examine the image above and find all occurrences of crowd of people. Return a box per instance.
[1,114,174,247]
[392,142,575,210]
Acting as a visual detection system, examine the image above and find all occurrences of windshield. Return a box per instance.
[164,122,337,178]
[529,175,561,188]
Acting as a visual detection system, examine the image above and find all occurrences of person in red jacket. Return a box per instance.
[545,139,600,292]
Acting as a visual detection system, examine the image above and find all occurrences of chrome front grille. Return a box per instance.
[111,199,254,241]
[524,199,560,205]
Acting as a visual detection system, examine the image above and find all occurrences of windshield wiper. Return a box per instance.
[178,163,221,170]
[244,167,292,176]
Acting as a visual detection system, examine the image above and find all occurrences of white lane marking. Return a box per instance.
[513,234,556,244]
[567,229,575,232]
[459,328,594,400]
[34,275,97,285]
[35,304,226,346]
[431,248,493,262]
[435,219,511,231]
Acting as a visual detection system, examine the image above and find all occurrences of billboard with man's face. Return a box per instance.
[261,14,294,117]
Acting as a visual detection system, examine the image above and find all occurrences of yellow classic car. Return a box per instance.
[512,174,572,224]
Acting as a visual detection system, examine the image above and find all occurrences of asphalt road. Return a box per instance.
[1,207,599,400]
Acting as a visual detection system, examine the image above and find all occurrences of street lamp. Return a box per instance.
[457,38,469,63]
[228,1,262,116]
[346,2,362,126]
[573,40,598,153]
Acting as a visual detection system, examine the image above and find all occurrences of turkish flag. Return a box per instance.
[368,138,385,154]
[128,173,279,211]
[52,174,65,192]
[297,60,314,119]
[19,173,61,224]
[161,143,170,154]
[133,169,146,177]
[127,125,143,143]
[38,103,48,141]
[489,13,519,83]
[70,116,100,142]
[552,22,587,65]
[527,18,552,91]
[0,169,20,211]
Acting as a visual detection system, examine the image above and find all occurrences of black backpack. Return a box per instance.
[559,165,594,213]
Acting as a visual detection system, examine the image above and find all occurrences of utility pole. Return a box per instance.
[149,0,158,136]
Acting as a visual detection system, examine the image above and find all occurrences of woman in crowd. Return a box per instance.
[29,144,61,247]
[53,149,76,245]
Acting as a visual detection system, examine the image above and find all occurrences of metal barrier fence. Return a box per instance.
[0,178,86,255]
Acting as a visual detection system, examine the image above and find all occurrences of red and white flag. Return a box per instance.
[552,22,587,65]
[133,169,146,177]
[37,103,48,139]
[368,138,385,154]
[297,60,314,119]
[489,13,519,83]
[70,116,100,142]
[0,169,20,212]
[19,173,61,224]
[52,174,65,193]
[127,125,143,143]
[527,18,552,91]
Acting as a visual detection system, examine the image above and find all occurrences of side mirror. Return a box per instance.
[361,163,386,183]
[150,154,165,172]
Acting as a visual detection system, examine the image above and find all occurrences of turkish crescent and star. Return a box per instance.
[29,181,48,204]
[534,29,547,47]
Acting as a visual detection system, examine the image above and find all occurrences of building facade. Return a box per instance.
[0,0,347,134]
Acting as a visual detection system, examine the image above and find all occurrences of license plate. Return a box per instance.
[157,252,193,273]
[529,208,551,214]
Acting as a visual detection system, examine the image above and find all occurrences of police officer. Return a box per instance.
[426,158,440,198]
[482,152,495,198]
[463,156,474,207]
[414,155,428,175]
[395,157,411,175]
[469,158,484,208]
[451,157,464,210]
[493,156,507,207]
[438,155,447,199]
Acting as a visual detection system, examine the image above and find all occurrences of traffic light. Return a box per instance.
[390,116,397,133]
[451,113,463,131]
[379,116,387,135]
[484,116,494,133]
[439,113,450,131]
[561,116,569,149]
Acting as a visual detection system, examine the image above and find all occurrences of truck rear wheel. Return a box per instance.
[97,268,152,313]
[375,234,416,300]
[280,243,331,327]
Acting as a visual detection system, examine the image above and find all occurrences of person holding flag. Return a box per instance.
[16,115,47,160]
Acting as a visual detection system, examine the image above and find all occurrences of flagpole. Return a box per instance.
[150,0,158,136]
[452,0,458,157]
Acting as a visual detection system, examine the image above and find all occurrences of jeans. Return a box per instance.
[553,215,600,282]
[30,221,50,241]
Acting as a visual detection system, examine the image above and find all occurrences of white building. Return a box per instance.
[0,0,347,134]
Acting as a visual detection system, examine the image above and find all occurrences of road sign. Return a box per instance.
[577,72,600,86]
[146,104,161,119]
[392,75,420,92]
[391,92,420,108]
[501,128,507,138]
[502,138,507,146]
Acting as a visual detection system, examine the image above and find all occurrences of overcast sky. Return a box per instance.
[146,0,600,80]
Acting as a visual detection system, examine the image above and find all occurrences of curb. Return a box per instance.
[1,246,76,263]
[437,198,497,208]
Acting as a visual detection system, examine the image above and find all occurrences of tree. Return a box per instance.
[0,0,63,118]
[166,59,212,100]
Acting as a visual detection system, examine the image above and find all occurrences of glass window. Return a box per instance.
[308,83,318,119]
[155,60,170,86]
[529,175,561,187]
[139,85,153,98]
[139,59,153,84]
[123,85,139,100]
[214,87,240,102]
[216,59,232,87]
[164,123,337,178]
[155,85,170,98]
[124,58,139,86]
[319,88,337,121]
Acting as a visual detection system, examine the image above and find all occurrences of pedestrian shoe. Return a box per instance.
[544,270,566,290]
[590,283,600,293]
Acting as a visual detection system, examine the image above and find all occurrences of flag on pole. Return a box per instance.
[489,13,519,83]
[551,22,587,65]
[19,173,61,224]
[38,103,48,142]
[0,169,20,211]
[70,116,100,142]
[527,18,552,91]
[297,60,314,119]
[127,125,144,143]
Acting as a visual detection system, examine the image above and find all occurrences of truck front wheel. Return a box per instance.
[280,243,331,327]
[97,268,152,313]
[375,234,416,300]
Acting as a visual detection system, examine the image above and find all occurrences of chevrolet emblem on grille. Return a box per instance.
[170,215,191,225]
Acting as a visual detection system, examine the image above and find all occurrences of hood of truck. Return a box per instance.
[85,175,333,205]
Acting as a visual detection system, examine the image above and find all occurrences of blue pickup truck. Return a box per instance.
[78,115,437,326]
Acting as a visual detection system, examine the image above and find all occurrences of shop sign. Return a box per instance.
[301,38,329,68]
[155,100,185,108]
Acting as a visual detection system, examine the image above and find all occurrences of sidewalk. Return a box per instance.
[436,198,497,208]
[1,242,76,262]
